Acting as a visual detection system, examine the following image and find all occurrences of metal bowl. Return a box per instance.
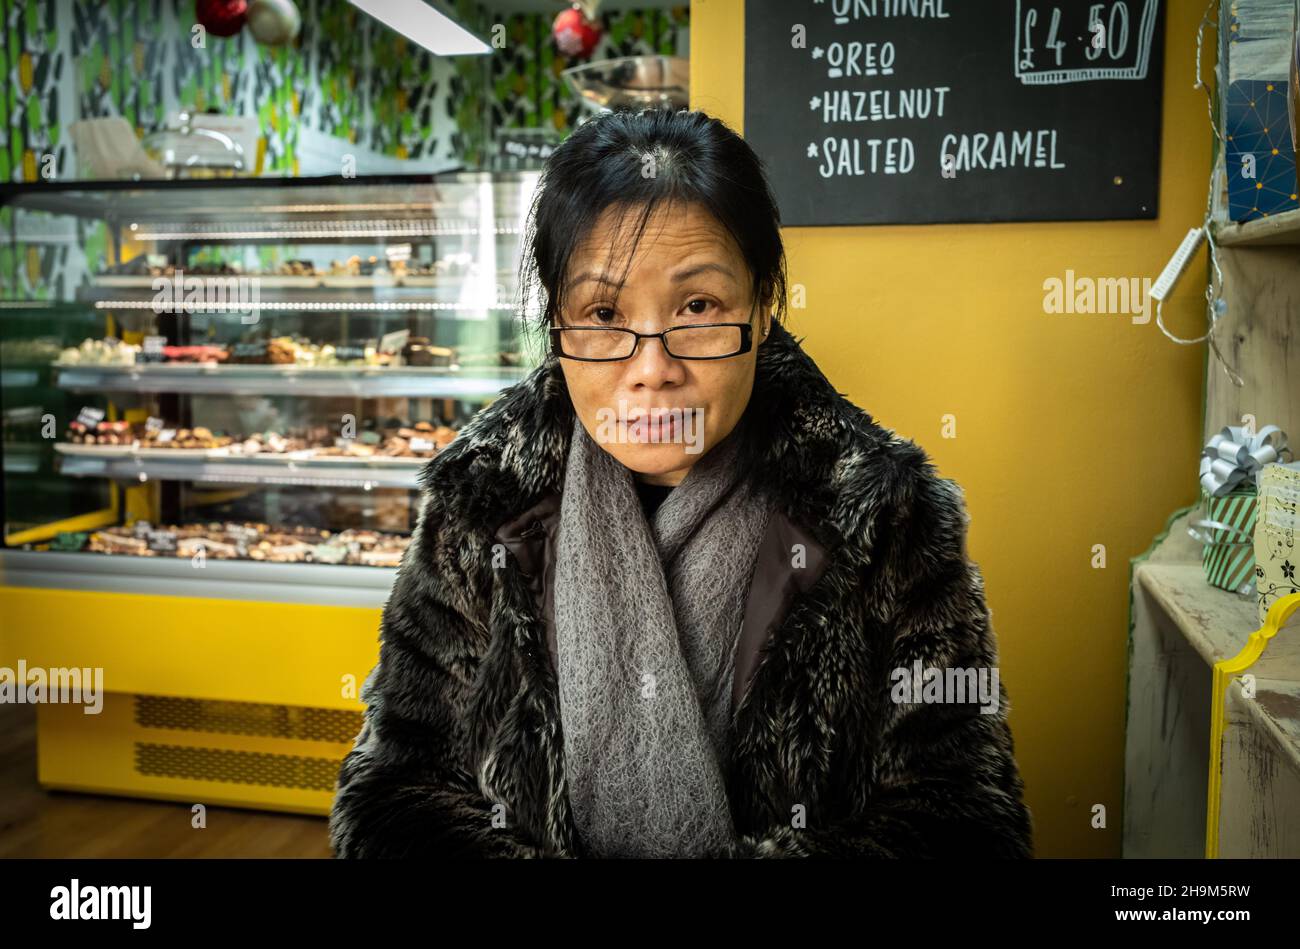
[561,55,689,113]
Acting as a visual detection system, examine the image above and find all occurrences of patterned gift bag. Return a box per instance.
[1254,462,1300,624]
[1201,485,1259,594]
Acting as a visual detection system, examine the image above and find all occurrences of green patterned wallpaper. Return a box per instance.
[2,0,689,182]
[0,1,689,299]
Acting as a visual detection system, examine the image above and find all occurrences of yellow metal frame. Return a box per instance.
[4,506,120,547]
[1205,591,1300,858]
[3,478,158,548]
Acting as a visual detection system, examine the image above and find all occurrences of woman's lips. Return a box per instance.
[625,414,677,442]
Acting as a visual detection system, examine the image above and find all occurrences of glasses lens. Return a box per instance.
[556,328,634,360]
[665,325,743,358]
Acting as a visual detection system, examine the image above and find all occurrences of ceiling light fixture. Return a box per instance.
[347,0,490,56]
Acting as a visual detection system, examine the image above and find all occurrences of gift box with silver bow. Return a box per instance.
[1193,424,1292,594]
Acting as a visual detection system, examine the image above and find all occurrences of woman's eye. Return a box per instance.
[574,306,616,324]
[684,299,714,316]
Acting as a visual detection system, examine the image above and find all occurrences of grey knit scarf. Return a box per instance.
[552,413,774,858]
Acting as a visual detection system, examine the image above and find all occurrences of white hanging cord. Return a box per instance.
[1194,0,1225,143]
[1155,0,1244,387]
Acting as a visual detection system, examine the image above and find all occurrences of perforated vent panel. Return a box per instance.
[135,695,361,743]
[135,743,341,791]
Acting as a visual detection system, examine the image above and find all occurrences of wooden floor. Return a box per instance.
[0,703,332,858]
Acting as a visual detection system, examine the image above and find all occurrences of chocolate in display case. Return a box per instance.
[0,172,544,606]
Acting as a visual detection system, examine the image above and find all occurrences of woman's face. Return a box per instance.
[554,201,771,487]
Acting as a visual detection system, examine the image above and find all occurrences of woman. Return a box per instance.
[329,109,1033,859]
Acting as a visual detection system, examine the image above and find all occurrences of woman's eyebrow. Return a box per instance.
[570,262,735,289]
[670,262,735,283]
[569,271,619,290]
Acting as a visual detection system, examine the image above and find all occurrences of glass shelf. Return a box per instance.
[0,549,396,607]
[54,444,427,490]
[52,362,529,397]
[0,172,539,226]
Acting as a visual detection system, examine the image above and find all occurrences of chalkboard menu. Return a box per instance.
[743,0,1166,225]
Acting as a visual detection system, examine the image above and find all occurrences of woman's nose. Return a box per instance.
[624,330,685,384]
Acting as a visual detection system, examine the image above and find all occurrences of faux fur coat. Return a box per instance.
[328,321,1034,858]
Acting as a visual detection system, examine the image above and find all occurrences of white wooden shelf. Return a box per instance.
[1133,561,1258,666]
[1125,509,1300,858]
[1213,207,1300,247]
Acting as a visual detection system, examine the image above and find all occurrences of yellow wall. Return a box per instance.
[692,0,1210,857]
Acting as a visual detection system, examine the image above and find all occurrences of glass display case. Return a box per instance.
[0,173,543,605]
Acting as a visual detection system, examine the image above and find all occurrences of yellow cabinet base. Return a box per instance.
[1,578,383,816]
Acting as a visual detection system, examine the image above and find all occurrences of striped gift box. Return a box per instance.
[1201,486,1259,593]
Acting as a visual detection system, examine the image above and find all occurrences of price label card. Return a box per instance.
[232,341,269,360]
[76,406,106,428]
[142,335,167,362]
[409,437,435,452]
[333,345,367,362]
[132,520,153,539]
[379,329,410,354]
[156,429,176,444]
[146,417,164,433]
[227,524,258,552]
[147,529,178,553]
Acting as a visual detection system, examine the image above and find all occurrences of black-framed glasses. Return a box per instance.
[549,322,754,361]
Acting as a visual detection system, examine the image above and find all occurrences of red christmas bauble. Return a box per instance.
[196,0,249,38]
[552,6,601,60]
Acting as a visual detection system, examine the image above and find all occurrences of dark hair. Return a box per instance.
[516,108,788,353]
